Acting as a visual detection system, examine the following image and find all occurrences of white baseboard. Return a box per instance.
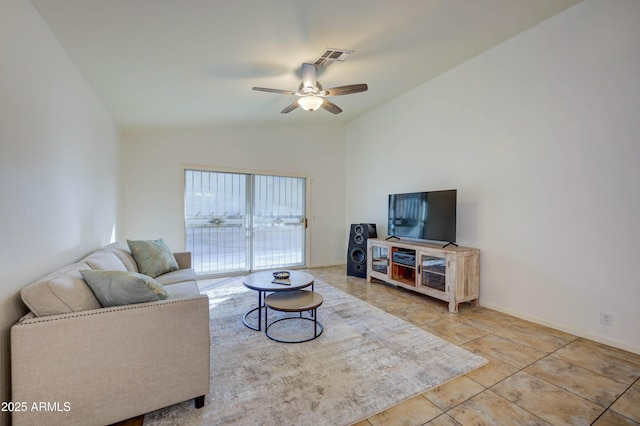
[479,301,640,356]
[307,262,345,269]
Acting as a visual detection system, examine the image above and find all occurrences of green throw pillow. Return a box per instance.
[80,270,171,307]
[127,239,179,278]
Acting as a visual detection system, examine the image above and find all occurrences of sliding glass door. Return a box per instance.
[184,169,306,276]
[184,170,250,274]
[253,174,306,269]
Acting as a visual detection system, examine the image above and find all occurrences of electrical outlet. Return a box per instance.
[600,312,613,327]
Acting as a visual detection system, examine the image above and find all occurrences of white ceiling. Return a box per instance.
[31,0,582,131]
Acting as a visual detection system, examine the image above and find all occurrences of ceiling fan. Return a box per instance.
[252,63,368,114]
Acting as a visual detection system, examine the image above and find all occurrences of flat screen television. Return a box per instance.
[388,189,457,244]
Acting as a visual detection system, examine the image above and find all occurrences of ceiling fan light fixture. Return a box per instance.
[298,96,323,111]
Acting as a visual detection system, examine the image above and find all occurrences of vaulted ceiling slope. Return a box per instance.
[31,0,582,131]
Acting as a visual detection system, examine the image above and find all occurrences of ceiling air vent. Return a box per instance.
[313,48,354,67]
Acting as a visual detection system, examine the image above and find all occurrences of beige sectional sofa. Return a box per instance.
[11,242,210,426]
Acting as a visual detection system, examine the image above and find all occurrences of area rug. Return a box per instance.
[143,277,487,425]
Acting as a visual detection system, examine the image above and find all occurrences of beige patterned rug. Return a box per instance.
[144,277,486,425]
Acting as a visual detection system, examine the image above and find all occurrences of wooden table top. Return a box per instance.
[242,270,314,292]
[265,290,324,312]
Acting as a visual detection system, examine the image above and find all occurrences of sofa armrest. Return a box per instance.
[11,296,210,426]
[173,251,192,269]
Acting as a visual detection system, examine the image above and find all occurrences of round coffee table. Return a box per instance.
[265,290,324,343]
[242,270,315,331]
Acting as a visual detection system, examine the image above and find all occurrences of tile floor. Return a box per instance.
[309,265,640,426]
[116,265,640,426]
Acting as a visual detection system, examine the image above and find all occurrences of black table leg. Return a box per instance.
[242,290,265,331]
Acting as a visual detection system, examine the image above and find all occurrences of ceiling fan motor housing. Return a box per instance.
[252,61,367,114]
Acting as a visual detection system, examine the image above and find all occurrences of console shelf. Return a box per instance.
[367,238,480,313]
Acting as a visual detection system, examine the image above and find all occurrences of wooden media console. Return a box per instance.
[367,238,480,313]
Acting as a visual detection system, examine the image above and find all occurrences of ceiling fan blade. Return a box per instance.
[320,99,342,114]
[301,63,317,90]
[281,101,300,114]
[252,87,296,95]
[323,84,368,96]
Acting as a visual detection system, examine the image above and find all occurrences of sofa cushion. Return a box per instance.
[154,268,197,286]
[83,249,127,271]
[127,239,179,278]
[103,242,139,272]
[21,262,102,317]
[80,270,171,307]
[164,280,201,299]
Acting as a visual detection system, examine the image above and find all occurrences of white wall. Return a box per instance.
[346,0,640,354]
[0,0,120,419]
[121,124,346,268]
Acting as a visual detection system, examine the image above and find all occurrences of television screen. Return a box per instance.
[388,190,456,243]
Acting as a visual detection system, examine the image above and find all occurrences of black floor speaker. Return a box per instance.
[347,223,377,278]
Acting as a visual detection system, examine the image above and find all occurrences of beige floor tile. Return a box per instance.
[458,310,575,353]
[457,308,530,333]
[554,339,640,385]
[425,414,462,425]
[611,381,640,423]
[423,376,485,411]
[361,293,413,312]
[423,317,490,345]
[574,339,640,366]
[463,334,547,369]
[525,354,629,407]
[463,349,520,388]
[497,323,576,353]
[447,390,550,425]
[592,410,640,425]
[366,395,443,426]
[396,302,447,324]
[492,371,604,425]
